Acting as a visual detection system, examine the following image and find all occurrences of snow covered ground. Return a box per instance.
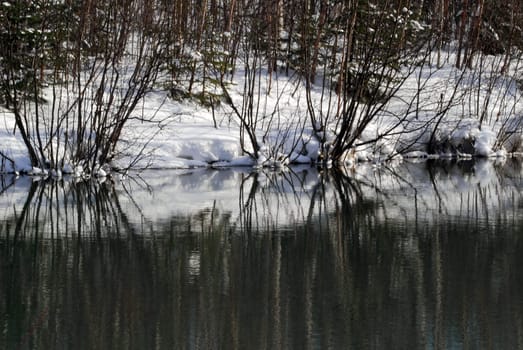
[1,50,523,174]
[111,53,523,171]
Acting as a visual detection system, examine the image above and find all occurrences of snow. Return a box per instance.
[473,129,497,157]
[1,49,523,175]
[410,20,425,32]
[404,151,428,159]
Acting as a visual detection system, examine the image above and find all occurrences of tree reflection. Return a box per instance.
[1,161,523,349]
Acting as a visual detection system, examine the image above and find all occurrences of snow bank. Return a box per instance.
[1,50,523,173]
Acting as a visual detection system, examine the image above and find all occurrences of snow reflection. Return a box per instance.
[1,160,523,349]
[0,159,522,238]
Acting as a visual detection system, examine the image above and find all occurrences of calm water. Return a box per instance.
[1,159,523,349]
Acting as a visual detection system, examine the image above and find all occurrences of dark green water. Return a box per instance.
[1,160,523,349]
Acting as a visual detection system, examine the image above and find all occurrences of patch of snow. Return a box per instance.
[96,167,107,177]
[473,129,496,157]
[28,167,47,176]
[404,151,428,159]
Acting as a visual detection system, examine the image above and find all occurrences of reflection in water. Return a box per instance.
[1,160,523,349]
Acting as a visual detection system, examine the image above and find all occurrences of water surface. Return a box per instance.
[1,159,523,349]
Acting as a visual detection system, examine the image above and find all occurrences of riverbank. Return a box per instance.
[1,50,522,175]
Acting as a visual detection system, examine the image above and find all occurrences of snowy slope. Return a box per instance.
[1,50,523,174]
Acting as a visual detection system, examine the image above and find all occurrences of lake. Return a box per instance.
[1,159,523,349]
